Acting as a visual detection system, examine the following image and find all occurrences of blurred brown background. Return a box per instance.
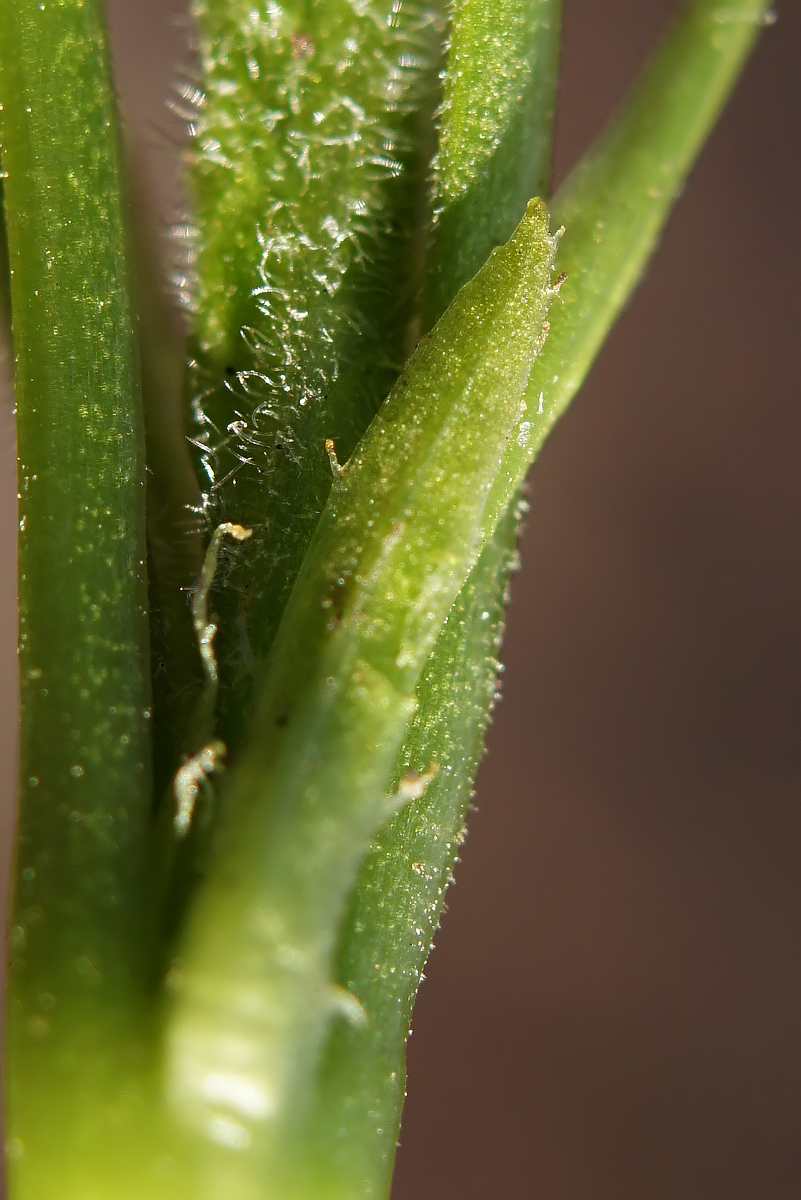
[2,0,800,1196]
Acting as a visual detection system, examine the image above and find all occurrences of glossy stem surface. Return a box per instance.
[0,0,153,1191]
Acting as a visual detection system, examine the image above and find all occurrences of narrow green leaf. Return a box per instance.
[0,0,154,1187]
[184,0,446,752]
[311,502,522,1199]
[483,0,774,539]
[165,202,560,1175]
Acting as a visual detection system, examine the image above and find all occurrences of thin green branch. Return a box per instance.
[483,0,774,539]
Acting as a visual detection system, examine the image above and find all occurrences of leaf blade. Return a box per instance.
[0,0,154,1186]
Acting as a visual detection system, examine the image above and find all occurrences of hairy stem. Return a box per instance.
[183,0,446,754]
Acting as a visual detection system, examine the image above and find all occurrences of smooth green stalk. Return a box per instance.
[165,202,559,1181]
[183,0,446,755]
[483,0,774,539]
[0,0,154,1191]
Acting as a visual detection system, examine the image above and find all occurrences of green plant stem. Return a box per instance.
[311,501,523,1200]
[483,0,774,539]
[0,0,772,1196]
[155,0,448,943]
[0,0,153,1190]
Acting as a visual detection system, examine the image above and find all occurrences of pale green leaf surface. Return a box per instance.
[309,502,522,1200]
